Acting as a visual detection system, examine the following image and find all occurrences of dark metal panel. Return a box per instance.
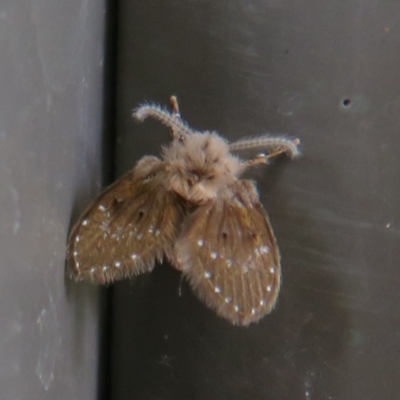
[0,1,109,399]
[112,1,400,399]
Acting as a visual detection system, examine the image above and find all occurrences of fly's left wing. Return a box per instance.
[67,156,186,284]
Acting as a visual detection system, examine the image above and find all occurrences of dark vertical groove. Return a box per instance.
[98,1,119,400]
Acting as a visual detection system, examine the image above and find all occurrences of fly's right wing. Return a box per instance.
[175,180,281,326]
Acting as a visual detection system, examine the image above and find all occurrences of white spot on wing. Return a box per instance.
[267,285,272,292]
[204,271,212,278]
[197,239,204,246]
[214,286,221,293]
[131,253,138,260]
[225,297,231,303]
[210,252,218,259]
[82,219,89,226]
[260,246,270,254]
[98,204,107,211]
[234,305,240,312]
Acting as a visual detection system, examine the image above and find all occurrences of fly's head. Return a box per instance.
[163,131,241,204]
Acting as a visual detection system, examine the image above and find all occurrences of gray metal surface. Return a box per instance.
[111,1,400,400]
[0,1,108,399]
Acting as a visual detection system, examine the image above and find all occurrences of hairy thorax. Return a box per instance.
[162,131,242,203]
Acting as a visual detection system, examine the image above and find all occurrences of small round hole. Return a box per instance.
[342,98,351,107]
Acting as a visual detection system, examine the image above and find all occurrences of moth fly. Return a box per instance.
[67,96,300,326]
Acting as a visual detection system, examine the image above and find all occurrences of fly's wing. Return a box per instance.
[175,180,281,326]
[67,156,185,284]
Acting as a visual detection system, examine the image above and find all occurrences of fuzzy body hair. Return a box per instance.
[161,131,242,203]
[67,99,300,326]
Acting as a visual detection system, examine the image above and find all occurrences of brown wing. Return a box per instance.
[67,156,185,284]
[175,180,281,326]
